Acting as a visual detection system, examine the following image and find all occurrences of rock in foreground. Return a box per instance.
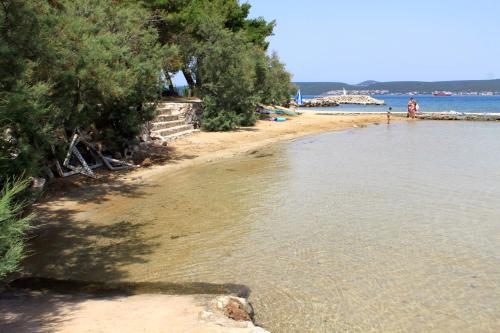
[199,295,270,332]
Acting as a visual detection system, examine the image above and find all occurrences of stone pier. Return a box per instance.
[301,95,385,107]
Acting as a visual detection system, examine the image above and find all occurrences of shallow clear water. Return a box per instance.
[29,121,500,332]
[301,95,500,113]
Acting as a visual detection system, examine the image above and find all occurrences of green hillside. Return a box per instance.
[296,79,500,95]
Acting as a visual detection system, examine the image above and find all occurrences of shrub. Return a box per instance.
[0,0,170,178]
[256,52,296,106]
[197,29,259,131]
[0,179,34,280]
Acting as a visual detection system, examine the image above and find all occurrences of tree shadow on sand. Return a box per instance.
[40,173,157,205]
[22,218,160,282]
[42,144,198,206]
[1,174,251,332]
[20,177,161,282]
[0,290,83,333]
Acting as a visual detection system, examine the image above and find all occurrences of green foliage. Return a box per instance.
[156,1,291,131]
[0,179,34,280]
[0,0,58,177]
[44,0,168,151]
[1,0,172,178]
[1,0,295,176]
[242,17,275,50]
[146,0,276,91]
[0,81,56,178]
[197,30,258,131]
[141,0,293,131]
[256,52,296,105]
[199,46,296,131]
[199,50,294,130]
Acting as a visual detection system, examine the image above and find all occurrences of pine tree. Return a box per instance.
[0,0,174,178]
[0,179,34,279]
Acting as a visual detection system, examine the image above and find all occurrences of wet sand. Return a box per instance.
[40,113,391,205]
[124,112,391,182]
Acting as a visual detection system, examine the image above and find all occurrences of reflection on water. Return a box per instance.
[27,121,500,332]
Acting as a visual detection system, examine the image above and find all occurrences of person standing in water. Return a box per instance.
[407,97,416,119]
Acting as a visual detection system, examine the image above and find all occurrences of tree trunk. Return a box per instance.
[164,70,176,96]
[66,79,80,138]
[182,67,196,93]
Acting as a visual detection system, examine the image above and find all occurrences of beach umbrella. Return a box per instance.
[295,89,303,106]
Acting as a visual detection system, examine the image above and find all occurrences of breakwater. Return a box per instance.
[301,95,385,107]
[303,111,500,122]
[416,112,500,121]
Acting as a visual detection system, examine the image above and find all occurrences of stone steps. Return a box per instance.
[151,119,186,131]
[154,128,199,142]
[155,114,180,122]
[157,108,175,116]
[151,124,194,139]
[149,102,202,142]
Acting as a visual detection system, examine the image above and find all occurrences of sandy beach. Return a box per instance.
[125,112,392,182]
[39,112,393,204]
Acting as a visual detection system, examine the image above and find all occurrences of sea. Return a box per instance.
[25,121,500,332]
[301,95,500,113]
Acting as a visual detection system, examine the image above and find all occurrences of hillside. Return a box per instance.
[357,80,379,87]
[295,79,500,95]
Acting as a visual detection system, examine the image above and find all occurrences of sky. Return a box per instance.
[246,0,500,83]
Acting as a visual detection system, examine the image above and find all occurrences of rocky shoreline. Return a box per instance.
[301,95,385,107]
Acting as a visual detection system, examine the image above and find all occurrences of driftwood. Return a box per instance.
[56,130,137,178]
[55,160,102,178]
[62,133,100,178]
[96,150,136,171]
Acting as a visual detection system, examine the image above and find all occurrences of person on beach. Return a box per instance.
[387,107,392,123]
[407,97,416,119]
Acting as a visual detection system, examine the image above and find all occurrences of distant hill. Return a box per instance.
[295,79,500,95]
[356,80,379,87]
